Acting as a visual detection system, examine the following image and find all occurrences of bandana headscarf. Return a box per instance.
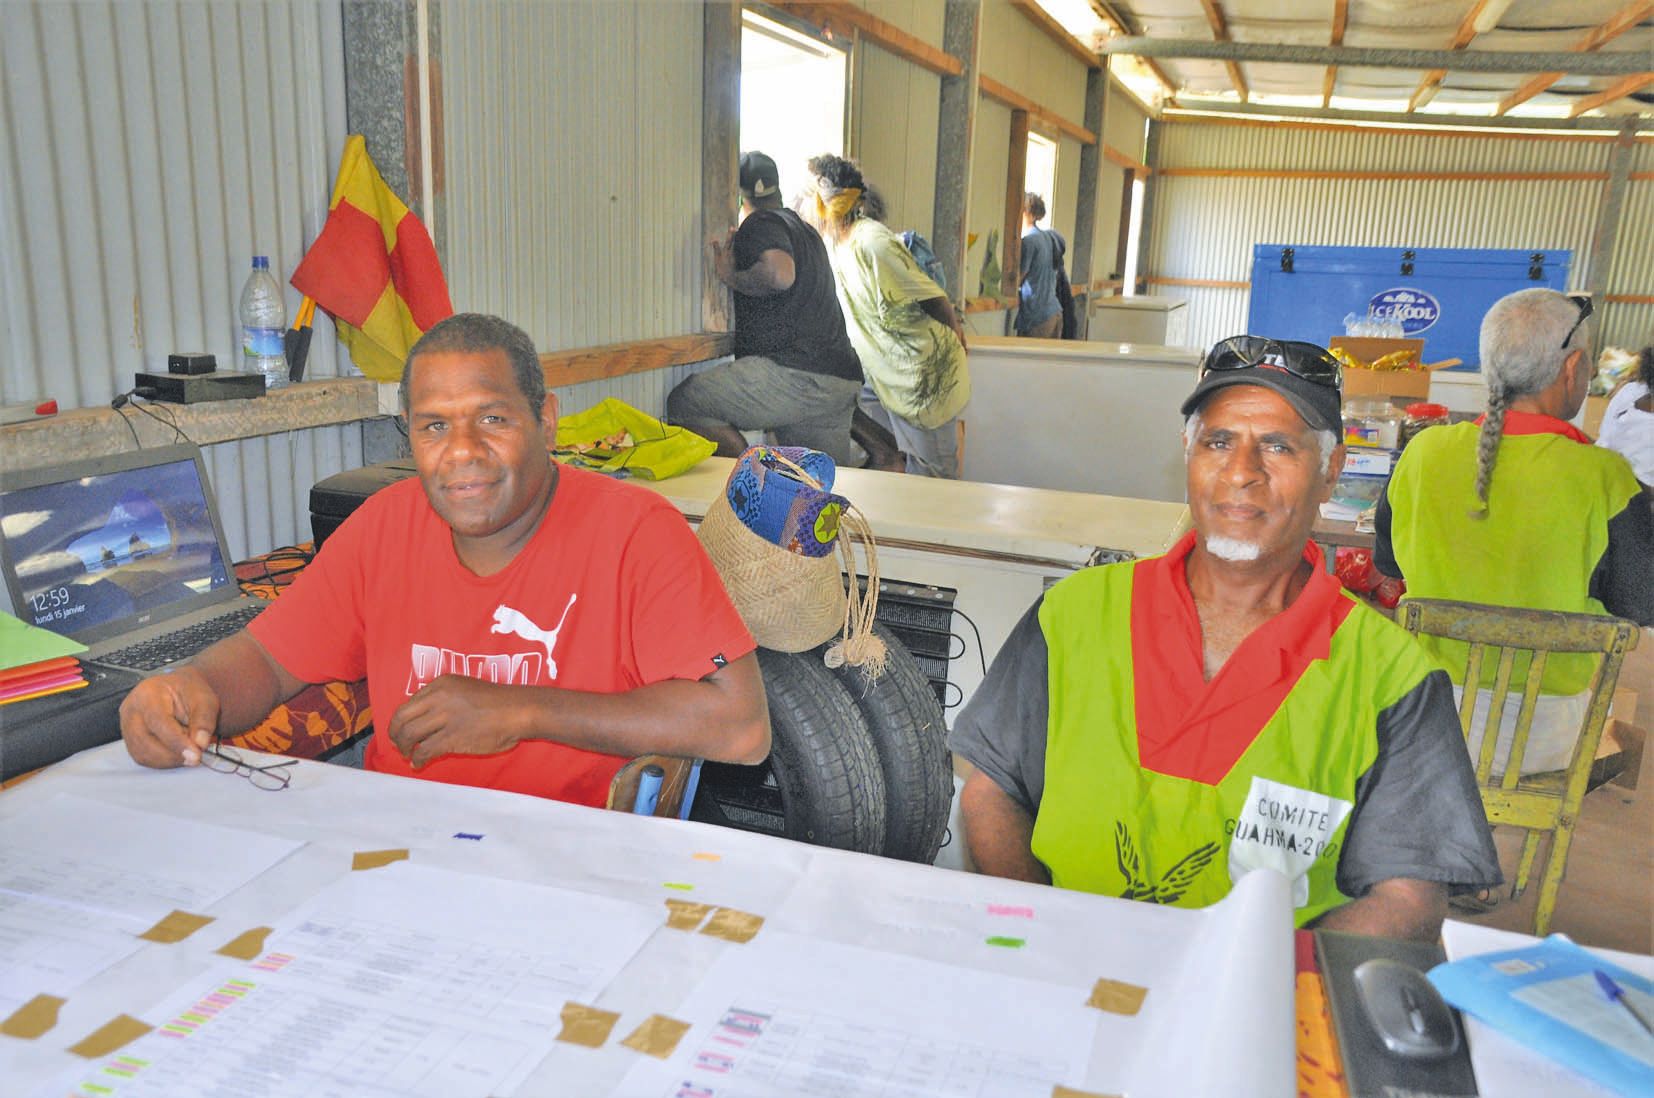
[814,185,862,224]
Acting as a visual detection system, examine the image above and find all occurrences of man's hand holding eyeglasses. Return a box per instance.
[119,668,221,769]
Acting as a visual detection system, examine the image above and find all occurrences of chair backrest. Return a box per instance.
[1398,598,1638,796]
[606,754,699,819]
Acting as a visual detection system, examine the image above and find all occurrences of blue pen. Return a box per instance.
[1594,970,1654,1040]
[632,764,664,816]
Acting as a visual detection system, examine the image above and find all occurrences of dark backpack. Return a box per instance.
[1050,231,1077,339]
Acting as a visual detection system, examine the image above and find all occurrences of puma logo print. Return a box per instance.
[491,594,578,680]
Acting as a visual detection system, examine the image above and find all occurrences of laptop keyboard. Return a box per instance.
[103,603,266,671]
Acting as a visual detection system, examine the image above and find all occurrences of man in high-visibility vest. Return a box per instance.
[1376,289,1652,781]
[952,336,1501,941]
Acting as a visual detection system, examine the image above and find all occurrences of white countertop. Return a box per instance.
[636,458,1190,567]
[968,334,1200,368]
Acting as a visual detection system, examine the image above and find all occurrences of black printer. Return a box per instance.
[308,458,417,547]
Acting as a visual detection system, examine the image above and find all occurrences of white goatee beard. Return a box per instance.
[1203,535,1262,562]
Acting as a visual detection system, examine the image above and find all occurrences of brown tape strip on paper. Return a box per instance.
[67,1014,154,1059]
[217,926,274,961]
[351,848,410,871]
[138,910,215,944]
[699,907,764,943]
[0,994,65,1039]
[1052,1086,1122,1098]
[556,1002,621,1048]
[664,898,713,931]
[1085,978,1148,1015]
[620,1014,692,1059]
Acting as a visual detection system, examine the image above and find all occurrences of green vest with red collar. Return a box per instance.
[1386,421,1641,695]
[1028,559,1438,925]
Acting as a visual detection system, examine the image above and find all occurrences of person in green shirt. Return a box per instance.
[800,154,971,479]
[952,337,1500,941]
[1376,288,1652,778]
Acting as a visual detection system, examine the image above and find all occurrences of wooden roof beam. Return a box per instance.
[1568,72,1654,118]
[1497,1,1654,115]
[1195,0,1248,102]
[1010,0,1101,70]
[772,2,962,78]
[1322,0,1349,108]
[1407,0,1500,112]
[1087,0,1178,103]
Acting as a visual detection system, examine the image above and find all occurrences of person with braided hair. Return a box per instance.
[1376,287,1652,780]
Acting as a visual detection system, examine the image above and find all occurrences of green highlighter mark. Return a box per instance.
[985,935,1026,948]
[663,882,695,892]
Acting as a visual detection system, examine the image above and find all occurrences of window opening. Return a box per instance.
[741,11,847,206]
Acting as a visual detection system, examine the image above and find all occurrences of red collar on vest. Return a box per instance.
[1472,409,1592,444]
[1128,531,1354,785]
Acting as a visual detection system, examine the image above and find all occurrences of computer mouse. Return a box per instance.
[1352,958,1462,1060]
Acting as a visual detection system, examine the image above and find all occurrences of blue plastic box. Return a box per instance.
[1247,246,1571,371]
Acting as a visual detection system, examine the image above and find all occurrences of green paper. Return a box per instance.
[0,611,87,672]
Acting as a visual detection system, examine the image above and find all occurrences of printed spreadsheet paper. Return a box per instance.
[0,746,1298,1097]
[0,795,302,1018]
[40,860,663,1098]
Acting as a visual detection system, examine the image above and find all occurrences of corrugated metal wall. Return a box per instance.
[1,0,365,559]
[1148,121,1654,352]
[441,1,704,353]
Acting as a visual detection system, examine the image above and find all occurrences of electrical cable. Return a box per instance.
[950,606,990,677]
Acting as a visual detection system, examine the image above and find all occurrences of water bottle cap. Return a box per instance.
[252,256,269,269]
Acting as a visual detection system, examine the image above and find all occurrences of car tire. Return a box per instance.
[690,646,887,854]
[824,623,953,863]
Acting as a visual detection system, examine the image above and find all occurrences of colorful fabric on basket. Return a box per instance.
[725,447,844,559]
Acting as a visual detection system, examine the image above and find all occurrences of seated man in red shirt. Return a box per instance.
[119,313,770,807]
[951,336,1500,941]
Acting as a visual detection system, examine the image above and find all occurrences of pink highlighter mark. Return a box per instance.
[986,903,1035,918]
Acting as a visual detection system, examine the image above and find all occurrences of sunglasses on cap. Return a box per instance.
[1560,293,1592,350]
[1200,336,1342,394]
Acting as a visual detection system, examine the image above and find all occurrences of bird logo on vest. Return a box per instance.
[1115,822,1220,905]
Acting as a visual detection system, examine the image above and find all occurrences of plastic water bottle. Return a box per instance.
[239,256,287,391]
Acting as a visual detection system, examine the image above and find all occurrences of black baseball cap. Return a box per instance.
[739,151,780,202]
[1180,335,1344,433]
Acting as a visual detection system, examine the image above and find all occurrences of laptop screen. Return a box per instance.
[0,453,235,639]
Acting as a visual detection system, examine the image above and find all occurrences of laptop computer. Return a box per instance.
[0,444,266,673]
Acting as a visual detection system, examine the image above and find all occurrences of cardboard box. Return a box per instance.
[1582,393,1609,439]
[1330,336,1432,400]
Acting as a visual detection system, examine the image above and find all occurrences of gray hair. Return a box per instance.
[1469,288,1594,515]
[400,313,547,422]
[1183,411,1337,475]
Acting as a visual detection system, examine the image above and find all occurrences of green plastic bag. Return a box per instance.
[552,397,716,480]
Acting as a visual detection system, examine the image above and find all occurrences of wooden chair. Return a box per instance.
[605,754,700,819]
[1398,598,1640,935]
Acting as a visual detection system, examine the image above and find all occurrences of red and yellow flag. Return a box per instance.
[291,135,453,381]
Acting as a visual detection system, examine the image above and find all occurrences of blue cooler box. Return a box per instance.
[1248,246,1571,371]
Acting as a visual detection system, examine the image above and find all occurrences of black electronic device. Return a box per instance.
[166,352,217,375]
[1317,929,1480,1098]
[309,458,418,546]
[0,660,140,780]
[133,369,266,404]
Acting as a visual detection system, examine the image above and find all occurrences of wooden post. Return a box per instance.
[702,0,741,333]
[1002,110,1030,301]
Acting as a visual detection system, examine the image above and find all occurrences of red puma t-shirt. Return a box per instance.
[249,465,755,807]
